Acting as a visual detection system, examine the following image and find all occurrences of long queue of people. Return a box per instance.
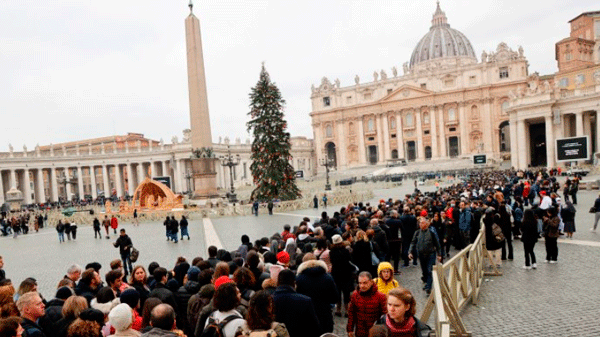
[0,168,588,337]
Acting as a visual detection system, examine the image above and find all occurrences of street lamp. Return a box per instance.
[220,145,240,203]
[320,157,334,191]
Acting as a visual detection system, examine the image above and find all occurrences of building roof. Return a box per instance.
[409,2,477,68]
[568,11,600,23]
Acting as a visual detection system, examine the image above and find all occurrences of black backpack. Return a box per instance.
[200,314,241,337]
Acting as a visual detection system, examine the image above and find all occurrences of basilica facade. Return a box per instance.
[310,3,529,169]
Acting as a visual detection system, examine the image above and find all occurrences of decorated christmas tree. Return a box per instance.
[247,64,301,201]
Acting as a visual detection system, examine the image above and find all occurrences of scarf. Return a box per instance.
[386,315,416,336]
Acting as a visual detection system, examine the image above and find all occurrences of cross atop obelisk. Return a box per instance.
[185,1,218,198]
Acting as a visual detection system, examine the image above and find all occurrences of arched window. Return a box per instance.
[367,118,375,131]
[448,108,456,121]
[405,113,414,127]
[325,125,333,138]
[423,112,430,124]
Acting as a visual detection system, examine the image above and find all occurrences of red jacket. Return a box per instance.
[347,283,387,337]
[110,217,118,229]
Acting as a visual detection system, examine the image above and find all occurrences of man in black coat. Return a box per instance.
[385,210,403,273]
[399,207,418,267]
[75,268,102,305]
[113,229,133,277]
[273,269,321,337]
[295,259,339,334]
[369,219,389,262]
[148,267,178,312]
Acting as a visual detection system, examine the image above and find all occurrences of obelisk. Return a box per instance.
[185,1,218,198]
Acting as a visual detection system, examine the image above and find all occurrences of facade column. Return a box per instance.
[545,115,556,168]
[313,124,323,169]
[376,114,385,164]
[161,161,168,177]
[430,106,438,158]
[115,165,124,198]
[396,112,405,159]
[459,103,468,155]
[517,120,527,170]
[482,100,493,153]
[357,119,367,164]
[102,165,110,197]
[90,166,97,199]
[509,119,518,168]
[10,169,16,189]
[0,171,4,204]
[336,121,347,168]
[438,106,447,157]
[382,114,391,161]
[36,169,46,203]
[415,111,425,160]
[175,160,183,193]
[50,168,59,202]
[575,111,584,136]
[77,166,84,198]
[23,169,32,204]
[64,167,73,200]
[127,164,135,195]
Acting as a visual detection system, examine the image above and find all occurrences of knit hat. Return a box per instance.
[276,251,290,265]
[332,234,343,245]
[540,191,546,196]
[187,266,201,282]
[55,286,74,300]
[420,210,428,217]
[213,276,234,290]
[119,288,140,309]
[79,308,105,327]
[108,303,133,331]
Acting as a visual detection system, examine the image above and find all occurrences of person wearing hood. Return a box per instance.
[295,254,339,334]
[373,262,399,295]
[108,303,141,337]
[346,271,387,337]
[174,267,200,335]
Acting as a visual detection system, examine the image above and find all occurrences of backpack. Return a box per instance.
[236,324,280,337]
[130,247,139,262]
[491,223,505,243]
[201,314,241,337]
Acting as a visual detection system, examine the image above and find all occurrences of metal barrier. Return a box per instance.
[420,224,502,337]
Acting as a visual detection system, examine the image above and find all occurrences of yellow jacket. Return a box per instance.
[374,262,399,294]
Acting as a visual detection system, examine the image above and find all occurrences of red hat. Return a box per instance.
[213,276,234,290]
[276,251,290,265]
[420,210,428,217]
[540,191,546,196]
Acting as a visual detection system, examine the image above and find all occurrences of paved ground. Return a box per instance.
[2,178,600,336]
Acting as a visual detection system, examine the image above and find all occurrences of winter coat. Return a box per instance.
[295,260,339,334]
[109,329,141,337]
[346,283,387,337]
[543,216,560,238]
[148,283,178,312]
[372,225,390,258]
[373,262,398,295]
[399,215,417,244]
[352,240,373,273]
[385,217,402,242]
[175,281,200,335]
[484,214,503,251]
[329,243,354,292]
[111,217,119,229]
[140,327,180,337]
[520,217,539,244]
[272,285,321,337]
[370,314,431,337]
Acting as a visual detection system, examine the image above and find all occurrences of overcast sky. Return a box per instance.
[0,0,597,152]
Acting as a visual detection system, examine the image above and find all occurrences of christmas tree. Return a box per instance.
[247,64,301,201]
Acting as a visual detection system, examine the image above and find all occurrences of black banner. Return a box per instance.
[556,136,589,162]
[473,154,486,165]
[153,176,172,189]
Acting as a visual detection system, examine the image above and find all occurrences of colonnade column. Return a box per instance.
[161,161,167,177]
[175,160,183,193]
[102,165,110,196]
[357,119,367,164]
[77,166,84,198]
[127,164,135,195]
[575,111,584,136]
[23,169,32,203]
[482,100,493,153]
[0,172,4,204]
[509,119,518,168]
[90,166,97,198]
[376,114,385,164]
[10,169,16,189]
[415,111,425,161]
[36,169,45,203]
[137,163,145,186]
[50,168,59,202]
[596,111,600,155]
[64,168,73,200]
[382,114,391,162]
[545,116,556,168]
[313,124,323,168]
[438,107,447,158]
[396,113,405,159]
[115,165,123,198]
[459,103,468,155]
[337,121,347,168]
[430,106,438,158]
[517,120,527,170]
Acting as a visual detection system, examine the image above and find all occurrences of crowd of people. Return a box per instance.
[0,168,589,337]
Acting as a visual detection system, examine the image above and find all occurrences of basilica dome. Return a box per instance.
[409,2,477,68]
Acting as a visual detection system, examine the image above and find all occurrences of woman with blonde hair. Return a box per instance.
[352,230,373,274]
[369,287,431,337]
[55,296,88,337]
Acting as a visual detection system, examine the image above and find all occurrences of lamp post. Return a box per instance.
[220,145,240,203]
[320,157,334,191]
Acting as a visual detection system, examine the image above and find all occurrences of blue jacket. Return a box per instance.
[459,208,472,232]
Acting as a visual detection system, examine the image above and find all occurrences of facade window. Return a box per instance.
[421,83,427,89]
[424,130,430,135]
[449,127,456,132]
[387,89,393,95]
[448,108,456,121]
[501,101,509,113]
[348,122,355,135]
[367,118,375,131]
[346,96,352,103]
[323,97,330,106]
[423,112,430,124]
[469,76,476,85]
[565,53,572,61]
[364,92,372,100]
[471,105,479,119]
[499,67,509,79]
[391,134,396,138]
[390,118,396,129]
[325,125,333,138]
[559,78,569,87]
[444,79,454,87]
[576,74,585,84]
[405,113,414,127]
[368,137,375,141]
